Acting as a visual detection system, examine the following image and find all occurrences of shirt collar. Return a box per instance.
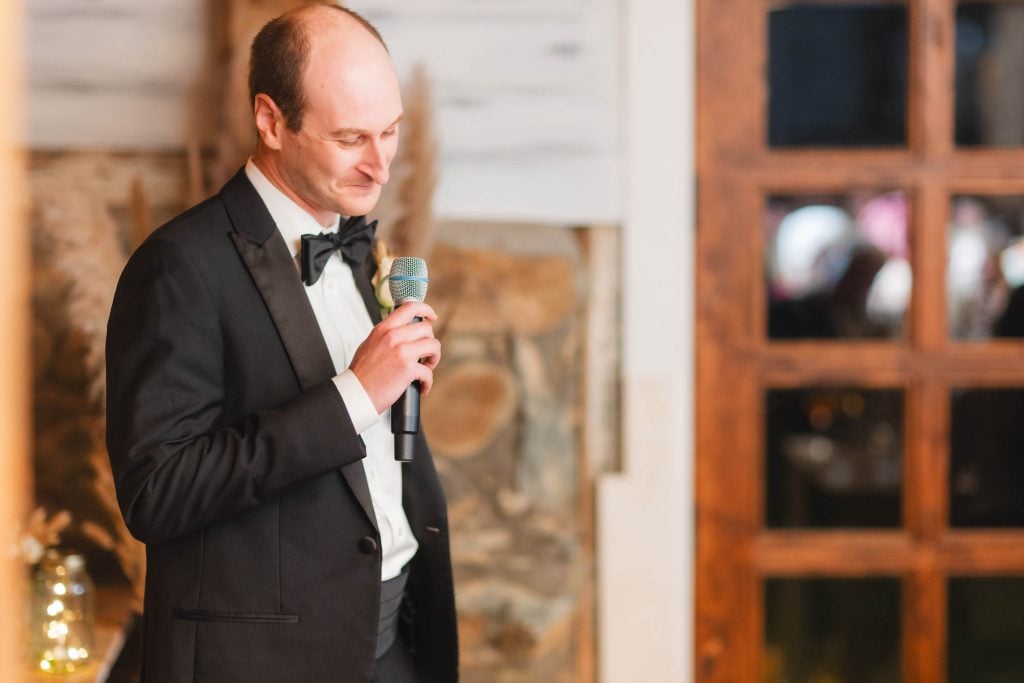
[245,158,341,259]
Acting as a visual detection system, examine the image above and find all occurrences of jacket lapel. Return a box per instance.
[221,168,378,531]
[353,257,384,325]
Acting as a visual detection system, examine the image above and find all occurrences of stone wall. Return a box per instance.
[29,151,616,681]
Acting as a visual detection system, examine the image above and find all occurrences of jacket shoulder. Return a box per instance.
[143,194,232,250]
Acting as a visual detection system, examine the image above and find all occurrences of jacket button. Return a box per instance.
[359,536,378,554]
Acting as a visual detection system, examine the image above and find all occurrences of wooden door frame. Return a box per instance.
[697,1,1024,682]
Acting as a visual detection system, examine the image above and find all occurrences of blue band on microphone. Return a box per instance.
[389,275,429,283]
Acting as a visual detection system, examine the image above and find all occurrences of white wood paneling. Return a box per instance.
[27,0,621,223]
[27,1,210,148]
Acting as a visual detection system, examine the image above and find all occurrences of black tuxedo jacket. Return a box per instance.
[105,169,458,682]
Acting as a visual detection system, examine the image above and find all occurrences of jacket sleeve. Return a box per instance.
[105,236,365,545]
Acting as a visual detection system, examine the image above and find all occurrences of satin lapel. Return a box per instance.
[343,261,380,528]
[221,169,378,531]
[353,258,383,325]
[230,231,333,389]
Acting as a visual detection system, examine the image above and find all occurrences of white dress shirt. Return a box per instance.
[245,159,418,581]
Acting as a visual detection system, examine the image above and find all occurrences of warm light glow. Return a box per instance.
[39,659,52,671]
[841,392,865,418]
[52,582,67,595]
[46,599,64,616]
[47,620,69,639]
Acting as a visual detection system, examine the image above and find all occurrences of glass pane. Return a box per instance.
[767,193,911,340]
[948,195,1024,339]
[956,3,1024,147]
[949,577,1024,682]
[768,5,907,147]
[765,578,900,683]
[766,387,903,528]
[950,388,1024,527]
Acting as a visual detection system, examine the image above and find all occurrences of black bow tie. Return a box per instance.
[300,215,377,286]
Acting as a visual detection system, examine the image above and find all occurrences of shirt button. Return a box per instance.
[359,536,378,554]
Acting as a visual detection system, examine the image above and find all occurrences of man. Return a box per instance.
[105,5,458,681]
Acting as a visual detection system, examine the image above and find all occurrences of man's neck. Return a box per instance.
[250,153,335,228]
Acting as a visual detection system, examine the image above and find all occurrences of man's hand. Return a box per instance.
[350,301,441,414]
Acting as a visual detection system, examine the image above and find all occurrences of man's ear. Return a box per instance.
[253,94,286,150]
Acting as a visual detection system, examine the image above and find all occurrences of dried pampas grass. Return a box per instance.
[35,186,146,608]
[16,507,72,565]
[35,187,128,405]
[82,449,145,611]
[371,64,440,260]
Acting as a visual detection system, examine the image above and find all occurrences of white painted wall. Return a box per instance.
[26,0,621,224]
[598,0,693,681]
[358,1,621,224]
[26,1,210,149]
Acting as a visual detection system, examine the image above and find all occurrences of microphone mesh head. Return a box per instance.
[389,257,429,304]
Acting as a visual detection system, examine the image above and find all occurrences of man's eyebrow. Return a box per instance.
[330,115,404,138]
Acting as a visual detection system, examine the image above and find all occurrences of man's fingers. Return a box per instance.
[405,338,441,369]
[353,302,442,409]
[388,320,435,344]
[416,368,433,396]
[388,301,437,325]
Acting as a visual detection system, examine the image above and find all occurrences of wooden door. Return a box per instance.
[697,1,1024,681]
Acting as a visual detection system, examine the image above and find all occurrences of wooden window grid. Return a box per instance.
[697,0,1024,681]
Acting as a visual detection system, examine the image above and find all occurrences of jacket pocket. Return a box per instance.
[172,608,299,625]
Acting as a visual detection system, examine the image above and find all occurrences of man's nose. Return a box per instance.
[360,140,390,185]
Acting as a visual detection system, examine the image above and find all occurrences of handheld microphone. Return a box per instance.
[388,257,429,462]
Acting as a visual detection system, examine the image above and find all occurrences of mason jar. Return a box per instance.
[28,549,96,675]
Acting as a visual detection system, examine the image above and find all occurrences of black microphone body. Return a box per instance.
[392,315,422,463]
[388,258,429,462]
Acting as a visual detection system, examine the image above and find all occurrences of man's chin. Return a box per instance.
[337,190,381,217]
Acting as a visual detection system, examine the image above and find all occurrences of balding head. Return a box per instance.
[249,3,403,223]
[249,3,387,132]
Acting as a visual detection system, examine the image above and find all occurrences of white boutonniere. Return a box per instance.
[372,241,395,318]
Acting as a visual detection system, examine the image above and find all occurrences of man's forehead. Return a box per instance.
[303,27,393,85]
[328,115,405,137]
